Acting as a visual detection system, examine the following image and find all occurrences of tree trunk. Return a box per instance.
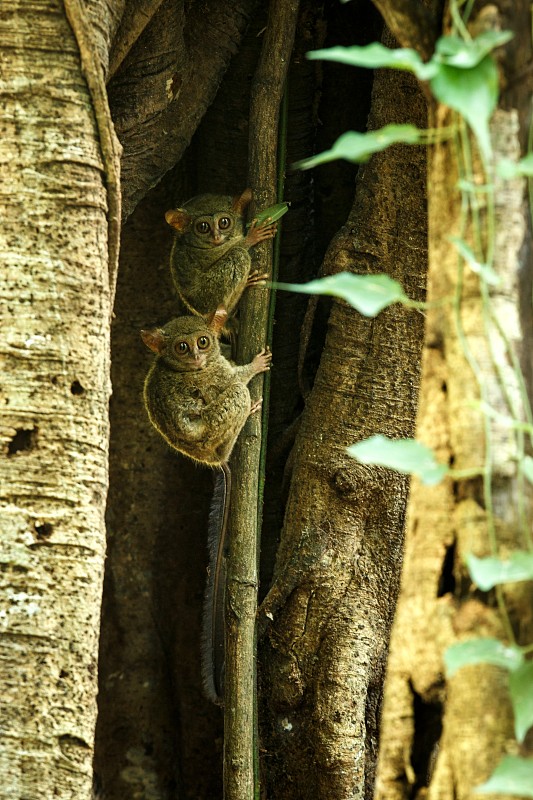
[258,36,428,800]
[11,3,533,799]
[375,3,533,798]
[0,2,112,797]
[94,5,382,798]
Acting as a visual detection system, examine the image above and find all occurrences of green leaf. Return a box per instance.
[456,179,493,194]
[249,202,290,229]
[430,55,498,160]
[470,401,533,434]
[522,455,533,484]
[294,126,423,170]
[498,153,533,179]
[449,236,501,285]
[475,756,533,796]
[435,31,513,69]
[307,43,437,80]
[509,661,533,742]
[275,272,408,317]
[467,552,533,590]
[444,638,523,677]
[347,435,448,485]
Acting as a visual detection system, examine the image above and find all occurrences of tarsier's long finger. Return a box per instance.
[250,399,263,415]
[257,224,277,238]
[251,347,272,374]
[245,220,278,247]
[247,270,270,287]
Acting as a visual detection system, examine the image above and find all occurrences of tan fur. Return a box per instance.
[165,189,276,319]
[141,309,271,466]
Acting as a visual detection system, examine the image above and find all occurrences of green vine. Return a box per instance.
[277,1,533,794]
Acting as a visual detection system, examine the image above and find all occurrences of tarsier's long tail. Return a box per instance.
[202,462,231,705]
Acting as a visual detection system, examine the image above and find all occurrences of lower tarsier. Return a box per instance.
[141,190,277,703]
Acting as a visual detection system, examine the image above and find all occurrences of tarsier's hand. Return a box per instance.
[249,399,263,415]
[251,347,272,375]
[245,219,277,247]
[246,269,269,288]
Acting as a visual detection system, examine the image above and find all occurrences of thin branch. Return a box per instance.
[223,2,299,798]
[371,0,439,60]
[64,0,122,312]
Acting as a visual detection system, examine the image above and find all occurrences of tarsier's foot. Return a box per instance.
[245,219,278,247]
[249,399,263,415]
[252,347,272,374]
[246,269,270,288]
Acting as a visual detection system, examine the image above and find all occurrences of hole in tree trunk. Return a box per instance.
[411,686,443,791]
[437,541,456,597]
[8,427,38,455]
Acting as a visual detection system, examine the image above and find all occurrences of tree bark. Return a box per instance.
[258,39,428,800]
[0,1,112,797]
[108,0,258,220]
[223,3,299,798]
[375,3,533,798]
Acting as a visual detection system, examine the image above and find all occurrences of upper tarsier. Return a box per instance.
[165,188,277,320]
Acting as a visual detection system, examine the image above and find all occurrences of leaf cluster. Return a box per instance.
[281,21,533,797]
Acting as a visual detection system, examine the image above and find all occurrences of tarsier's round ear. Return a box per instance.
[232,188,253,215]
[206,306,228,334]
[141,329,166,354]
[165,209,191,233]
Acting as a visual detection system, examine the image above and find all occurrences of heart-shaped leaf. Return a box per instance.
[509,661,533,742]
[498,153,533,179]
[445,638,523,677]
[294,126,423,170]
[251,202,290,228]
[430,56,498,160]
[307,43,437,80]
[435,31,513,69]
[347,435,448,485]
[467,552,533,590]
[275,272,408,317]
[475,756,533,796]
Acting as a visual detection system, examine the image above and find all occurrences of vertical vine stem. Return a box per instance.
[223,3,298,799]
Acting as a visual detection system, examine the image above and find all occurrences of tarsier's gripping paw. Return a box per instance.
[246,219,278,247]
[249,399,263,415]
[246,269,270,288]
[253,346,272,374]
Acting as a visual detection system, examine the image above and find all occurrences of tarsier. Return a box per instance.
[141,308,271,702]
[165,188,277,321]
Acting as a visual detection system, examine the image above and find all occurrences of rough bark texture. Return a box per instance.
[109,0,258,220]
[370,0,439,59]
[258,41,428,800]
[0,1,111,797]
[95,6,388,798]
[94,171,228,800]
[261,2,382,592]
[222,3,299,798]
[375,3,533,798]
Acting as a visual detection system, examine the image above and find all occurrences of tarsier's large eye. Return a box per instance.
[197,336,210,350]
[218,216,231,230]
[195,221,211,234]
[176,341,189,354]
